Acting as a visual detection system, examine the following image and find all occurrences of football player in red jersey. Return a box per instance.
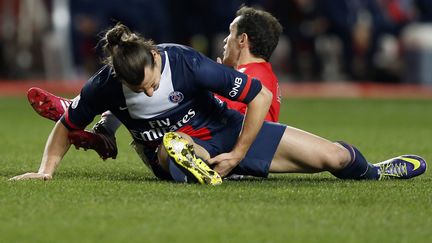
[216,7,281,122]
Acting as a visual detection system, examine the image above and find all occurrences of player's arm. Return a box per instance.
[10,70,106,180]
[10,121,71,180]
[191,53,271,176]
[234,85,272,157]
[208,85,272,176]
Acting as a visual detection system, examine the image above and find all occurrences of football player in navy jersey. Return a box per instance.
[70,6,283,161]
[11,21,426,183]
[23,6,285,182]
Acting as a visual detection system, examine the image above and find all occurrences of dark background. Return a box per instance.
[1,0,432,84]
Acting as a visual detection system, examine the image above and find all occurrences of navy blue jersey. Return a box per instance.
[61,44,262,149]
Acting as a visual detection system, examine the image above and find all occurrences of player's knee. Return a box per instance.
[157,132,196,166]
[176,132,193,143]
[322,145,351,171]
[172,132,210,161]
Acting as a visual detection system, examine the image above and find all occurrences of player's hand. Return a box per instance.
[208,152,242,177]
[9,172,52,181]
[216,57,222,64]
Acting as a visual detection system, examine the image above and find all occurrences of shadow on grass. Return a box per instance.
[223,174,432,185]
[4,168,431,185]
[2,168,161,183]
[224,176,342,184]
[55,170,162,183]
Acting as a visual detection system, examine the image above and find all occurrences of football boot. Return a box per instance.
[27,87,71,121]
[374,155,426,179]
[68,121,118,160]
[163,132,222,185]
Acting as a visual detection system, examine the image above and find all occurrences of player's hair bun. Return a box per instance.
[101,22,157,85]
[105,23,134,48]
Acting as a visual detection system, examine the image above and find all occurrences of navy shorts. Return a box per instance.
[192,109,286,177]
[137,109,286,179]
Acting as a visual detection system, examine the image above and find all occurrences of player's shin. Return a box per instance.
[157,138,203,183]
[331,142,379,180]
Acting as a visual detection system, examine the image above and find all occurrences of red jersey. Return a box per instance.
[216,62,281,122]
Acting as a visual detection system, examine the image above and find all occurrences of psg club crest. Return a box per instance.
[168,91,184,103]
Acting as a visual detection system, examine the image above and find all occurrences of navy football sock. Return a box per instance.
[168,158,188,183]
[167,157,198,183]
[331,142,379,180]
[99,111,122,135]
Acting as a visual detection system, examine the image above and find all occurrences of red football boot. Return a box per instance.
[68,122,118,160]
[27,87,71,121]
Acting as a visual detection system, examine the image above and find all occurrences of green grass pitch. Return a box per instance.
[1,97,431,243]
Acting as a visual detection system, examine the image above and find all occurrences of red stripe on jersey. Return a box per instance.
[177,125,212,140]
[64,110,81,130]
[238,76,252,102]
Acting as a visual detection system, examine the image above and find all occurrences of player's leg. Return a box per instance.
[131,141,173,181]
[158,132,222,185]
[95,111,122,135]
[270,126,426,179]
[269,126,376,179]
[131,136,218,184]
[27,87,121,159]
[68,111,120,160]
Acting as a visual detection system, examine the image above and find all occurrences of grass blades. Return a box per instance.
[0,97,431,243]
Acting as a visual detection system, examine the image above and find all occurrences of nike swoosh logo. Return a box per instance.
[401,157,421,170]
[119,106,128,110]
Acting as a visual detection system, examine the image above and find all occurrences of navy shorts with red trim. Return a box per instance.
[137,109,286,179]
[192,109,286,177]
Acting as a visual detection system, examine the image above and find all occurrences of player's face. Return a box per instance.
[223,16,242,67]
[124,51,161,97]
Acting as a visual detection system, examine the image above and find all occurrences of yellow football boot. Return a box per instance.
[163,132,222,185]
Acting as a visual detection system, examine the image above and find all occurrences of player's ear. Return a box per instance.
[239,33,248,48]
[150,50,158,57]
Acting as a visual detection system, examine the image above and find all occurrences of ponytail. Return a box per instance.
[101,23,158,85]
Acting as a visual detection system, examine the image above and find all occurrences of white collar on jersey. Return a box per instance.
[121,51,178,119]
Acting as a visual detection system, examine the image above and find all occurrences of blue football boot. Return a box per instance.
[374,155,426,179]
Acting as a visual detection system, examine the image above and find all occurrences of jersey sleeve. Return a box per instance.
[191,54,262,104]
[60,68,110,130]
[215,95,247,114]
[242,64,280,122]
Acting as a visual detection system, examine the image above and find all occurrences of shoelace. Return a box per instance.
[379,162,408,178]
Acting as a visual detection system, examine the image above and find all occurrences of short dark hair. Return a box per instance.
[236,7,282,61]
[101,23,158,85]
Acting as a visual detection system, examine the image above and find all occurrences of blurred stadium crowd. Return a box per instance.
[1,0,432,84]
